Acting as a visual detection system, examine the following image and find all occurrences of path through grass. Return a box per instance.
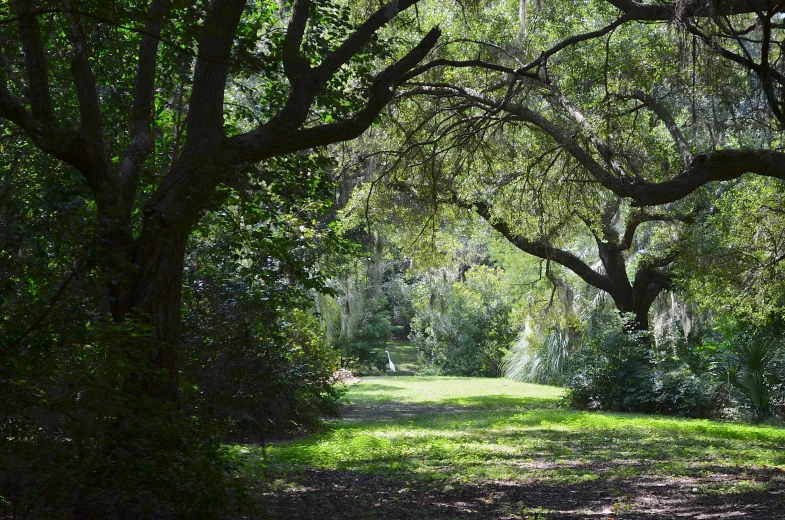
[246,377,785,519]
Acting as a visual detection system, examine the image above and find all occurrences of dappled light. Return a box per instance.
[4,0,785,517]
[256,377,785,518]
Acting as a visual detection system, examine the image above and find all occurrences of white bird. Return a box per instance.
[385,350,396,373]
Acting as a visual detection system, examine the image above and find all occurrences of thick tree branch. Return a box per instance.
[62,0,103,141]
[401,59,523,83]
[605,0,773,21]
[282,0,311,86]
[13,0,55,123]
[315,0,424,82]
[619,209,693,250]
[0,78,36,133]
[598,197,623,242]
[184,0,246,145]
[624,150,785,206]
[0,79,96,178]
[120,0,169,197]
[409,84,785,207]
[466,199,617,294]
[272,0,433,133]
[226,27,441,163]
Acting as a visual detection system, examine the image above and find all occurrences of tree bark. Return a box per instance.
[133,225,190,406]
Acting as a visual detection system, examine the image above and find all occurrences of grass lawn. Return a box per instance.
[244,377,785,519]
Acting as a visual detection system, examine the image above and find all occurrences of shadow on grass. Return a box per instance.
[438,394,561,410]
[256,465,785,520]
[256,382,785,519]
[341,392,561,422]
[272,406,785,481]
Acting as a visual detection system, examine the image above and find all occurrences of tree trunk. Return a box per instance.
[609,285,657,332]
[131,224,190,407]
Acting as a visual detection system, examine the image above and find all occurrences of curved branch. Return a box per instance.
[619,209,693,250]
[62,0,103,140]
[226,27,441,163]
[121,0,169,197]
[315,0,425,82]
[465,199,617,294]
[605,0,773,21]
[627,91,693,167]
[282,0,311,86]
[519,13,633,72]
[408,84,785,207]
[184,0,246,145]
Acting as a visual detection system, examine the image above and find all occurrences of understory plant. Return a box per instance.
[411,266,516,376]
[707,319,785,422]
[564,313,719,418]
[503,324,572,386]
[182,179,343,442]
[1,153,238,519]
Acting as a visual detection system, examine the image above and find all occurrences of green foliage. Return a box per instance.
[320,286,394,372]
[564,314,719,418]
[680,177,785,324]
[345,297,395,371]
[706,319,785,422]
[1,321,239,520]
[0,149,239,518]
[182,170,343,440]
[411,265,516,376]
[504,326,571,386]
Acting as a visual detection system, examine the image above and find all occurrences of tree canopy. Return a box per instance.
[4,0,785,517]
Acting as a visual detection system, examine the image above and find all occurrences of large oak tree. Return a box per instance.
[0,0,439,404]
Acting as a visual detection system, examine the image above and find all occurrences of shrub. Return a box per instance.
[1,159,239,518]
[181,179,345,441]
[649,365,719,418]
[182,275,342,443]
[708,323,785,422]
[411,266,516,376]
[1,322,238,520]
[564,314,719,417]
[504,327,571,386]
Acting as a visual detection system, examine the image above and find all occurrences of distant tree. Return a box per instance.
[357,0,784,330]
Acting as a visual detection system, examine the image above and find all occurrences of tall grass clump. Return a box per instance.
[503,324,570,386]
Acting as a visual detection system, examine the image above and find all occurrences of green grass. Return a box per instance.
[250,377,785,492]
[344,375,563,407]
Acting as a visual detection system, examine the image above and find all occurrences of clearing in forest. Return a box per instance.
[246,377,785,519]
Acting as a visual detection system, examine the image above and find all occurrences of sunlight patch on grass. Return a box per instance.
[260,377,785,492]
[343,376,564,407]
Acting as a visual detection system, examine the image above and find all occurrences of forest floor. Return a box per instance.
[243,377,785,519]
